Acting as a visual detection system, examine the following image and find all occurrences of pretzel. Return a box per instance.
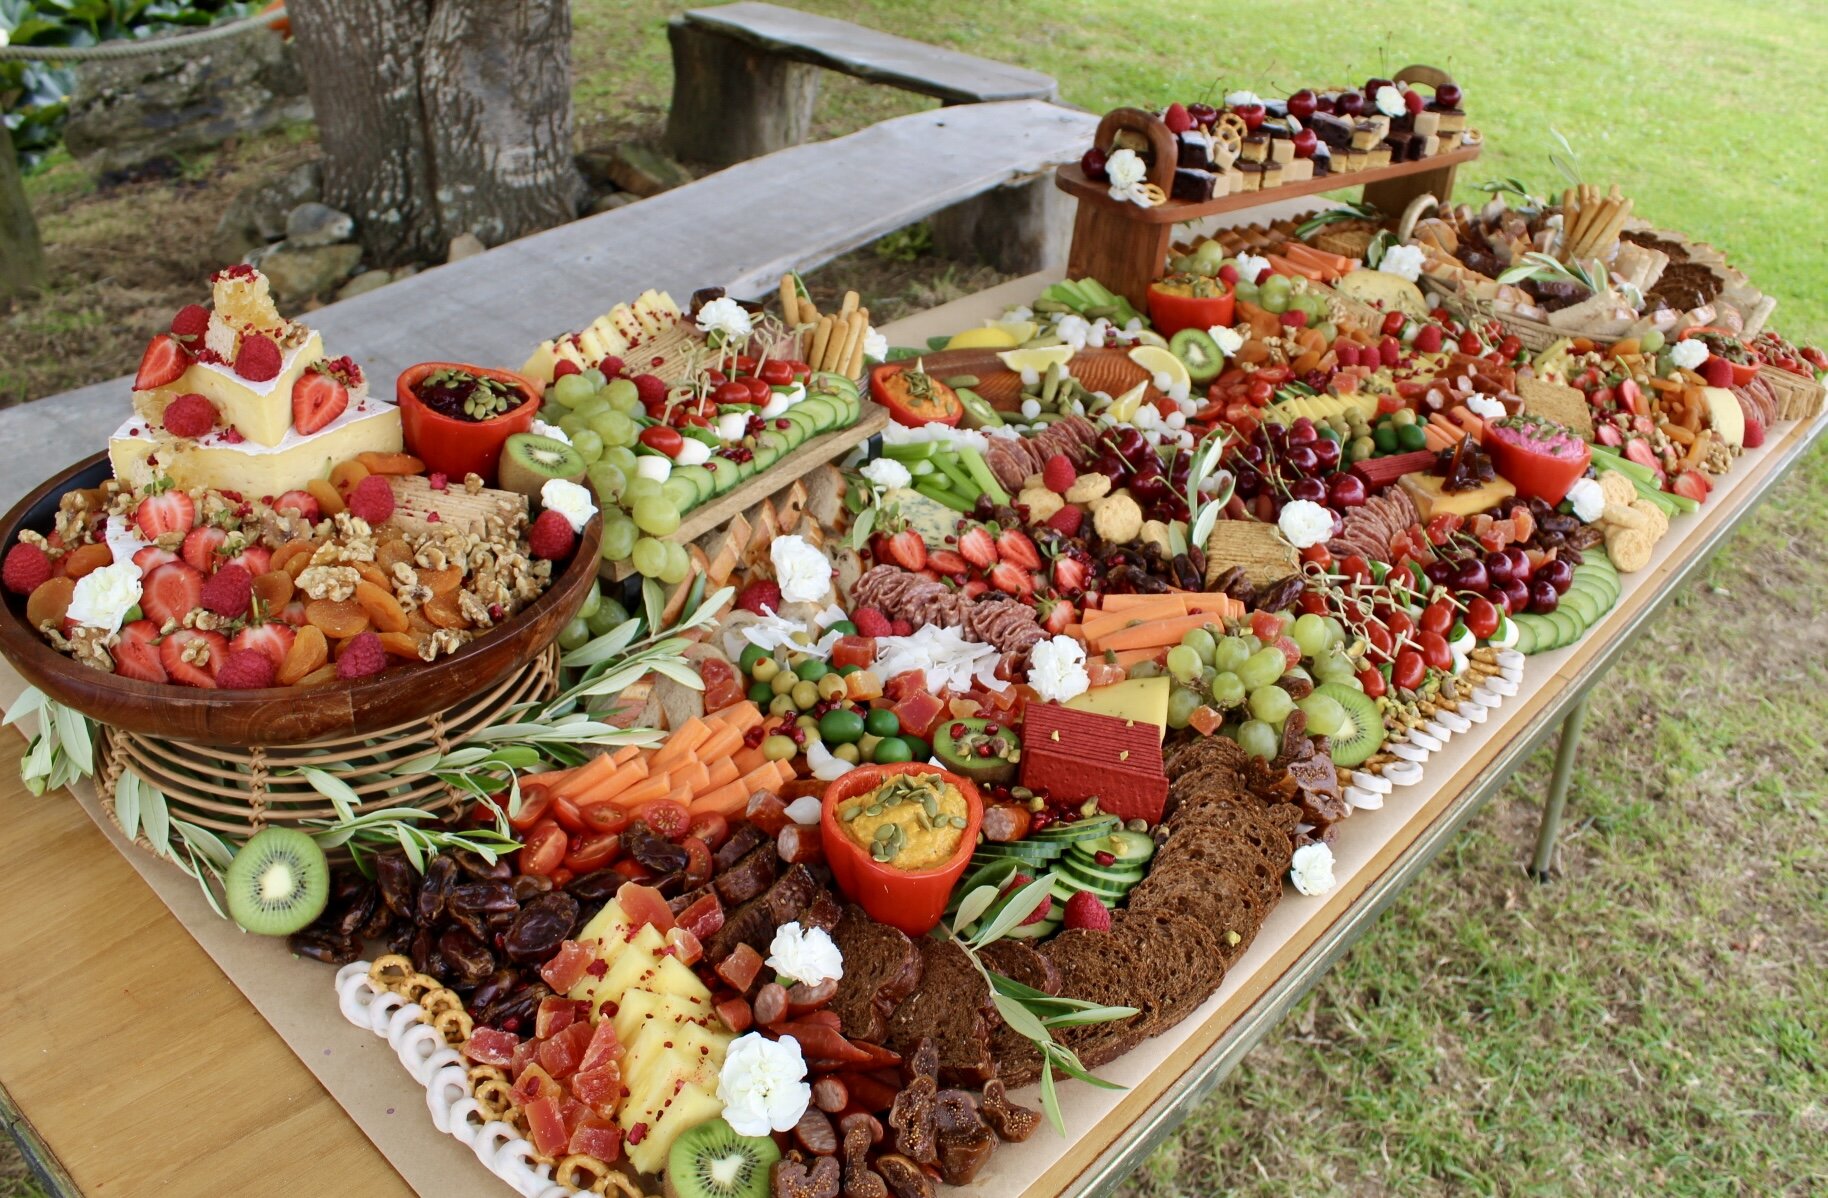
[1137,182,1168,207]
[431,1006,474,1045]
[599,1170,651,1198]
[472,1077,515,1116]
[466,1065,509,1087]
[400,972,443,1000]
[419,987,464,1017]
[368,955,414,991]
[556,1154,615,1192]
[1214,111,1248,142]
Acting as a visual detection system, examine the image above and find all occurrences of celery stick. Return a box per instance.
[1664,490,1700,514]
[1589,444,1655,484]
[883,442,939,462]
[956,446,1010,505]
[916,481,973,512]
[906,458,936,477]
[932,453,980,499]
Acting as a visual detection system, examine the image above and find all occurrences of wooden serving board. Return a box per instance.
[899,346,1160,411]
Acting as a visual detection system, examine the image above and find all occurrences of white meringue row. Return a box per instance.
[1347,649,1526,802]
[335,962,587,1198]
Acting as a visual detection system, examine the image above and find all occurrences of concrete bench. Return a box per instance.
[665,1,1057,167]
[0,99,1096,510]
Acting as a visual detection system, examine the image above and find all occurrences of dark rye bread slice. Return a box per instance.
[980,941,1061,1089]
[1126,861,1271,967]
[1114,907,1228,1028]
[830,904,923,1043]
[886,936,998,1086]
[1034,928,1160,1071]
[1150,833,1285,908]
[1165,734,1250,780]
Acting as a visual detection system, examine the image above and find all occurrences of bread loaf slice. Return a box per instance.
[830,905,924,1044]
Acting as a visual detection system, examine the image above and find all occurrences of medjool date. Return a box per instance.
[503,891,578,963]
[376,852,417,918]
[415,855,458,926]
[438,926,496,985]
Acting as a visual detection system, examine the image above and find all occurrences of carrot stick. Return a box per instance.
[553,753,619,802]
[610,745,641,766]
[650,718,710,770]
[689,781,750,817]
[1179,594,1245,618]
[732,746,770,777]
[670,761,710,796]
[664,783,695,809]
[703,758,739,792]
[737,763,784,795]
[1111,646,1168,670]
[708,701,763,734]
[517,766,577,792]
[609,772,672,810]
[573,757,650,807]
[1096,594,1190,614]
[1097,613,1223,652]
[697,723,744,766]
[1083,602,1190,642]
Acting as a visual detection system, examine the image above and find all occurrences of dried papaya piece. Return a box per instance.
[252,571,295,608]
[25,577,75,627]
[354,581,409,633]
[305,598,370,639]
[357,452,425,476]
[416,566,462,595]
[278,625,328,685]
[59,542,112,580]
[422,589,468,629]
[377,631,422,659]
[328,460,370,495]
[306,478,345,517]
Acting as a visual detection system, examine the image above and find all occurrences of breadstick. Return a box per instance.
[832,310,866,374]
[845,307,871,376]
[1565,188,1598,258]
[1591,197,1633,258]
[1572,199,1611,259]
[808,315,834,374]
[839,290,860,319]
[778,275,800,327]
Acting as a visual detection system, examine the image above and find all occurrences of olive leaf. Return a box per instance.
[1039,1059,1065,1137]
[950,883,1002,932]
[992,992,1052,1046]
[114,768,142,841]
[969,873,1056,947]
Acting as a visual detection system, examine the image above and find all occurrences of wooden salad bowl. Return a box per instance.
[0,453,602,747]
[907,346,1161,411]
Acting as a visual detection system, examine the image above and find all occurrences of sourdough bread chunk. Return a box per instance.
[887,937,998,1085]
[830,904,924,1043]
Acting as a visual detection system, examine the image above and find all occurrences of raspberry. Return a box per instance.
[336,631,387,680]
[551,360,581,379]
[632,374,667,408]
[597,355,626,379]
[736,580,782,616]
[527,509,576,560]
[890,618,913,637]
[215,648,276,690]
[346,474,395,525]
[161,393,218,439]
[170,303,210,341]
[2,543,52,595]
[1062,890,1111,932]
[1046,504,1084,537]
[851,606,892,637]
[1042,452,1077,494]
[199,564,253,618]
[234,333,282,382]
[1018,893,1053,926]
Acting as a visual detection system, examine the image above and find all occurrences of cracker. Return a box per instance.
[1604,526,1653,572]
[1204,518,1299,586]
[1518,378,1595,440]
[1598,470,1638,507]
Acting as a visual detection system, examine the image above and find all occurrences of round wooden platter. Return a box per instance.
[0,453,601,746]
[897,345,1162,411]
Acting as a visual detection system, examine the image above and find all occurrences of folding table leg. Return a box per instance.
[1530,694,1590,881]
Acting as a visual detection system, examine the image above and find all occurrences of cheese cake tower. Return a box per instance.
[110,266,402,496]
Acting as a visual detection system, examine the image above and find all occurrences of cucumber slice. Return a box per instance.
[1514,616,1539,656]
[1547,609,1582,648]
[661,476,699,512]
[972,840,1063,863]
[1069,828,1154,867]
[795,396,838,429]
[705,457,741,495]
[1056,854,1146,891]
[1559,589,1598,627]
[671,464,714,506]
[1029,814,1121,843]
[998,917,1061,941]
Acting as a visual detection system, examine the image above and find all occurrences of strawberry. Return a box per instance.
[1042,453,1077,494]
[227,545,272,576]
[960,577,990,600]
[159,628,227,688]
[1046,505,1084,537]
[994,528,1041,570]
[926,549,970,578]
[988,562,1032,597]
[141,562,204,627]
[113,620,167,683]
[232,622,295,667]
[1052,556,1090,594]
[956,527,997,569]
[133,334,191,391]
[133,545,179,575]
[180,525,226,574]
[277,601,309,627]
[135,491,196,539]
[1700,355,1734,388]
[1039,599,1075,635]
[274,490,321,522]
[882,530,927,572]
[292,369,349,435]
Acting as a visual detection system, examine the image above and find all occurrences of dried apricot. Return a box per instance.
[270,539,312,575]
[377,631,422,659]
[278,625,328,685]
[353,561,391,591]
[59,542,113,580]
[329,460,370,495]
[407,609,437,635]
[416,566,462,595]
[422,590,468,629]
[25,577,75,627]
[353,581,409,633]
[296,664,340,687]
[252,571,295,607]
[306,478,345,517]
[376,539,414,572]
[357,452,425,476]
[305,598,370,638]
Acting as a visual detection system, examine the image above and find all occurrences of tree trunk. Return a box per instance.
[1,125,45,300]
[287,0,584,267]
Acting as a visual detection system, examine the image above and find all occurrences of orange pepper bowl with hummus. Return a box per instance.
[820,762,983,936]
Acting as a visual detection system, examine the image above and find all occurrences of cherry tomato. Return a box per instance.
[742,376,771,404]
[565,832,622,872]
[713,380,750,406]
[508,784,554,832]
[1363,621,1394,662]
[1382,310,1408,337]
[1247,378,1274,406]
[1416,630,1452,671]
[549,792,585,833]
[1298,544,1331,567]
[519,819,566,876]
[681,836,714,889]
[1419,600,1454,637]
[1256,365,1293,386]
[580,803,631,834]
[1458,330,1482,354]
[731,355,758,374]
[1391,647,1426,691]
[704,370,727,386]
[1339,554,1372,587]
[1387,608,1416,640]
[1357,666,1386,698]
[1297,590,1329,616]
[758,359,795,386]
[686,811,730,850]
[635,799,691,840]
[779,358,811,378]
[1498,335,1523,360]
[638,425,684,457]
[1464,596,1500,640]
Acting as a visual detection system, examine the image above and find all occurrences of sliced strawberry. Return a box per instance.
[135,491,196,539]
[277,601,309,627]
[292,369,349,435]
[1039,599,1075,635]
[113,620,167,683]
[141,561,204,627]
[133,334,191,391]
[988,562,1032,597]
[956,527,997,570]
[226,544,272,576]
[273,490,321,522]
[882,530,927,572]
[180,525,227,574]
[995,528,1041,570]
[1052,556,1089,593]
[159,628,227,688]
[1671,470,1711,503]
[231,623,295,667]
[926,549,970,577]
[133,545,179,575]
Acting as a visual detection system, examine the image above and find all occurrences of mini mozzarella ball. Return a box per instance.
[1152,370,1173,391]
[635,455,671,482]
[1020,367,1040,387]
[674,439,711,466]
[1166,411,1187,430]
[1020,399,1041,420]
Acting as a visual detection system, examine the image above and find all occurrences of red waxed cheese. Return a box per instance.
[1019,703,1169,825]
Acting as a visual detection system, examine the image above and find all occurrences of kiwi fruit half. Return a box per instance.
[499,432,587,499]
[225,826,330,936]
[1169,327,1225,382]
[1314,680,1384,767]
[664,1117,779,1198]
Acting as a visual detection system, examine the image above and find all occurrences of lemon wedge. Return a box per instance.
[1106,380,1150,423]
[945,325,1020,350]
[996,344,1075,373]
[1128,345,1191,392]
[988,318,1039,344]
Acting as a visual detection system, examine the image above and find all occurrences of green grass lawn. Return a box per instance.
[4,2,1826,1195]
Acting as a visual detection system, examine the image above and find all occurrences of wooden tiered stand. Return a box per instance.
[1054,65,1481,308]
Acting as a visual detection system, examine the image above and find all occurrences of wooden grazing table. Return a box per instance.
[2,278,1822,1197]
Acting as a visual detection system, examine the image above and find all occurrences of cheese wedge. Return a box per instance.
[109,399,401,497]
